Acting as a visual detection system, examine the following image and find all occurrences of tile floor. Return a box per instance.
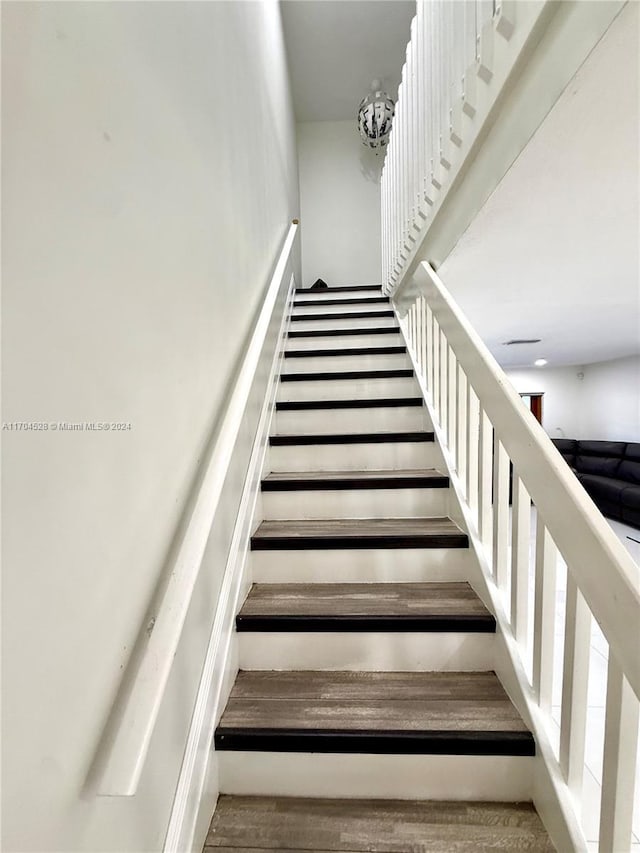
[504,512,640,850]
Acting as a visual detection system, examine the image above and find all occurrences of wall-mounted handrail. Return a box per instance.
[94,222,299,797]
[401,260,640,850]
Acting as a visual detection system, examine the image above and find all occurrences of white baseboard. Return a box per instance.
[162,276,295,853]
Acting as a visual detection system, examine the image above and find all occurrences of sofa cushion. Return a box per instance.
[624,442,640,462]
[621,486,640,510]
[552,439,577,468]
[552,439,577,454]
[576,440,627,458]
[619,460,640,485]
[579,474,626,504]
[576,455,622,477]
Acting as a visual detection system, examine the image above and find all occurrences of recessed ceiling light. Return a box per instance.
[534,358,548,367]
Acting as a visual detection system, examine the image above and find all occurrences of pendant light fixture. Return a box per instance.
[357,79,395,153]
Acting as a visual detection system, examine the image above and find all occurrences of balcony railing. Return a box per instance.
[381,0,548,294]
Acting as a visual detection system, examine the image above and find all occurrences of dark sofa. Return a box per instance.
[552,439,640,530]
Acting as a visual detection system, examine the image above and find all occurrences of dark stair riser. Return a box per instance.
[261,475,449,491]
[289,327,399,339]
[280,369,413,382]
[291,311,394,322]
[295,285,382,294]
[269,432,434,446]
[250,533,469,550]
[276,398,423,411]
[235,614,496,633]
[214,729,535,756]
[294,298,388,307]
[285,346,407,358]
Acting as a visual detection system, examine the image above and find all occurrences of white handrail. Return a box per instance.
[413,260,640,697]
[403,260,640,849]
[94,222,299,796]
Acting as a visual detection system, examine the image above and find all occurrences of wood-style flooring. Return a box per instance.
[205,795,556,852]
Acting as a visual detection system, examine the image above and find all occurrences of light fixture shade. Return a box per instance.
[357,87,395,151]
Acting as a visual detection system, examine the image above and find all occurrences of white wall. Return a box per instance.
[505,366,585,440]
[506,355,640,441]
[297,120,381,288]
[579,355,640,441]
[2,2,298,851]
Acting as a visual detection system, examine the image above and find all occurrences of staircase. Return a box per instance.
[207,285,555,851]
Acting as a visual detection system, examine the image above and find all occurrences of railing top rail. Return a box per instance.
[413,260,640,699]
[92,222,299,797]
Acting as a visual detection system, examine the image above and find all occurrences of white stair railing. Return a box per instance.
[400,261,640,852]
[381,0,547,295]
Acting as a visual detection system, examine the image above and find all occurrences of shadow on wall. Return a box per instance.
[358,144,384,183]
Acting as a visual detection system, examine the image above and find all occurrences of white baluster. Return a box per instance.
[432,317,441,421]
[466,383,479,517]
[417,296,425,380]
[426,303,434,398]
[415,4,427,219]
[447,347,457,460]
[456,365,468,488]
[494,0,516,41]
[478,409,493,551]
[409,303,415,355]
[599,657,639,852]
[559,571,590,801]
[510,473,531,645]
[492,437,509,590]
[439,330,448,438]
[440,1,452,170]
[533,521,557,713]
[410,19,419,232]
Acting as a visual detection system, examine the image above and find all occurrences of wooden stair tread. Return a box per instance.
[236,582,495,632]
[289,327,399,338]
[280,369,413,382]
[239,582,489,616]
[261,469,449,491]
[251,517,468,550]
[275,397,423,411]
[284,346,406,358]
[269,431,434,446]
[215,671,534,754]
[206,796,556,852]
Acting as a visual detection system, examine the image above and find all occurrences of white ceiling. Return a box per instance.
[281,0,416,122]
[439,2,639,370]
